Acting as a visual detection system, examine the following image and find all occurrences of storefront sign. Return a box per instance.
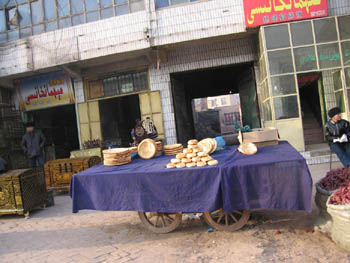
[16,71,75,111]
[243,0,328,28]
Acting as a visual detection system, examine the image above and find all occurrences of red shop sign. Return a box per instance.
[243,0,328,28]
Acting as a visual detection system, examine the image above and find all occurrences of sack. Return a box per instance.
[315,179,338,220]
[327,195,350,252]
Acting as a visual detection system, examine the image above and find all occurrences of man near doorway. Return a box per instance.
[325,107,350,167]
[21,122,46,168]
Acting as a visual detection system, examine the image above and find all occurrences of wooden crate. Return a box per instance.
[0,169,47,217]
[44,156,101,191]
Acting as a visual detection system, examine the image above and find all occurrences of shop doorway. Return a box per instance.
[171,63,260,145]
[298,73,325,146]
[28,104,80,159]
[99,95,141,147]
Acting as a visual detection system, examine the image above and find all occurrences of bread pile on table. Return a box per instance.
[166,139,218,168]
[163,144,184,156]
[103,148,131,166]
[155,141,163,155]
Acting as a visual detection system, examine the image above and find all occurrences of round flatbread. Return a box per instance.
[188,139,198,145]
[176,163,186,168]
[183,148,193,154]
[208,159,218,166]
[186,162,196,168]
[171,158,181,164]
[164,144,183,150]
[176,153,186,159]
[192,156,201,162]
[198,141,212,154]
[188,144,200,149]
[166,163,176,168]
[186,153,196,158]
[196,161,207,167]
[138,139,157,159]
[181,158,191,163]
[201,156,213,162]
[197,152,208,157]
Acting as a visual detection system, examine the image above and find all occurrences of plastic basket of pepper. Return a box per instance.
[316,168,350,219]
[326,183,350,252]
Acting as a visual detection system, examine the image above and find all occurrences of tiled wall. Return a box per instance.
[149,37,258,144]
[0,0,246,79]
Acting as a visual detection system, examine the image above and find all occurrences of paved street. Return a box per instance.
[1,162,350,263]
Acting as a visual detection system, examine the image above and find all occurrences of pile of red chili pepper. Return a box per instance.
[329,183,350,205]
[319,168,350,191]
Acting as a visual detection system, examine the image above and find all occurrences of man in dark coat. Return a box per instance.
[325,107,350,167]
[21,122,46,168]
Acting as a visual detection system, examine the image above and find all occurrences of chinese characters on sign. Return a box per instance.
[16,71,75,111]
[243,0,328,28]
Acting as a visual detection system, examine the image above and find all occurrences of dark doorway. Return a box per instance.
[99,95,141,147]
[298,73,325,145]
[29,104,80,159]
[171,63,260,145]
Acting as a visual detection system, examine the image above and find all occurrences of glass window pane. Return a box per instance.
[171,0,188,5]
[100,0,113,7]
[346,68,350,87]
[33,24,44,35]
[8,8,17,30]
[57,0,69,17]
[101,7,114,19]
[46,21,57,32]
[263,99,272,121]
[44,0,56,20]
[155,0,169,8]
[290,21,313,46]
[268,49,294,75]
[71,0,84,14]
[271,75,296,96]
[8,30,19,41]
[59,17,70,28]
[335,90,346,113]
[342,41,350,67]
[130,0,145,12]
[115,0,127,4]
[338,15,350,40]
[20,27,31,38]
[115,4,129,16]
[17,0,28,3]
[317,43,341,69]
[86,11,99,22]
[0,33,6,43]
[274,96,299,120]
[314,18,338,43]
[31,0,44,24]
[0,10,6,32]
[18,4,31,27]
[264,24,290,50]
[72,14,84,26]
[86,0,98,11]
[294,46,317,72]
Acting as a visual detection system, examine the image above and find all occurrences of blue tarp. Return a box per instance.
[70,141,312,213]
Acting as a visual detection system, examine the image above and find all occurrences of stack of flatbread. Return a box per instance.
[166,139,218,168]
[163,144,184,156]
[198,138,217,154]
[155,141,163,155]
[103,148,131,166]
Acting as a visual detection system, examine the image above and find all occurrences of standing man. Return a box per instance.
[21,122,46,168]
[325,107,350,167]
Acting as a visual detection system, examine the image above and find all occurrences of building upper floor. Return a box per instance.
[0,0,349,81]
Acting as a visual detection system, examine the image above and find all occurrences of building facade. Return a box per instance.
[0,0,349,155]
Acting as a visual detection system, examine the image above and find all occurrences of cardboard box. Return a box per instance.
[239,128,279,147]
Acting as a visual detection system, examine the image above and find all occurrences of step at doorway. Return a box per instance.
[298,73,326,146]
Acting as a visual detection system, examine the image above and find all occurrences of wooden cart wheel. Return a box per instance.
[203,209,250,232]
[138,212,182,234]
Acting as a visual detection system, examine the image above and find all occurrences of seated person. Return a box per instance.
[325,107,350,167]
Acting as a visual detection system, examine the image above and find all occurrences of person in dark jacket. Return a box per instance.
[325,107,350,167]
[21,122,46,168]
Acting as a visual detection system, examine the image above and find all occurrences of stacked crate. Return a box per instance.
[44,156,101,191]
